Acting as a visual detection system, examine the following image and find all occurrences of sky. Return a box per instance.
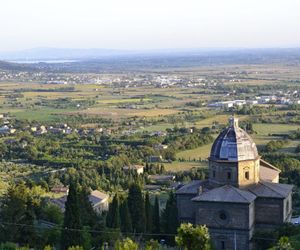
[1,0,300,51]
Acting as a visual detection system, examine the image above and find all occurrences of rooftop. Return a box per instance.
[260,159,281,183]
[89,190,109,205]
[50,190,109,211]
[248,181,293,198]
[192,185,256,204]
[176,180,207,195]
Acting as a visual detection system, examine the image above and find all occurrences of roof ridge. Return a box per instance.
[230,185,252,201]
[221,185,252,201]
[260,181,285,196]
[219,126,234,144]
[192,184,255,203]
[260,159,281,172]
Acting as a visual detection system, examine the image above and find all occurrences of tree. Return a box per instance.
[114,238,138,250]
[162,192,178,233]
[162,192,179,243]
[145,192,153,233]
[107,193,120,228]
[0,182,39,245]
[253,230,277,250]
[79,186,97,227]
[268,236,294,250]
[127,184,145,233]
[145,240,160,250]
[175,223,211,250]
[67,247,84,250]
[120,200,132,233]
[81,226,92,250]
[0,142,7,158]
[40,226,61,250]
[164,148,176,161]
[61,181,84,250]
[0,242,17,250]
[41,203,63,224]
[152,196,160,234]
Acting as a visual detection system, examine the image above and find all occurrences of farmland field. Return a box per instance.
[176,143,213,161]
[163,161,208,172]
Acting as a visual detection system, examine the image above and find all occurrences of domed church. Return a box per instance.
[176,117,293,250]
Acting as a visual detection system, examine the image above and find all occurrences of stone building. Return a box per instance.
[176,117,293,250]
[50,189,109,214]
[123,164,144,175]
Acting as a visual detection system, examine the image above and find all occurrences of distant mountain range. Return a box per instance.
[0,47,135,61]
[3,47,300,62]
[0,60,35,71]
[1,47,300,73]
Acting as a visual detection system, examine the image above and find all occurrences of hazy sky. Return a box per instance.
[1,0,300,51]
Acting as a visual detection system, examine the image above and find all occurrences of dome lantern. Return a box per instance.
[229,116,239,128]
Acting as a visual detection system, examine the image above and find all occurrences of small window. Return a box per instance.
[245,171,249,180]
[219,212,227,220]
[213,170,216,178]
[227,172,231,180]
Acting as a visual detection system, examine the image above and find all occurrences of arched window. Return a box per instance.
[227,172,231,180]
[244,167,250,180]
[245,171,249,180]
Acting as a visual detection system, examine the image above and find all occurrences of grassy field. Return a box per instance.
[164,161,208,172]
[139,123,175,132]
[194,115,248,128]
[0,82,200,121]
[253,123,299,135]
[0,107,75,122]
[97,98,152,104]
[253,123,300,152]
[67,107,181,118]
[176,143,213,161]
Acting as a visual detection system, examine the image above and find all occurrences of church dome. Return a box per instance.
[209,117,258,161]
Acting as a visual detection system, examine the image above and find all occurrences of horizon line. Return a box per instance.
[1,46,300,54]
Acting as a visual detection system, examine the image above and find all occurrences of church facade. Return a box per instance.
[176,117,293,250]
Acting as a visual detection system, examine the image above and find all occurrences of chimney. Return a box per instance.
[198,186,203,195]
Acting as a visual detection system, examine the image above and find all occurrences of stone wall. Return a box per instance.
[255,197,283,226]
[284,193,292,222]
[209,228,252,250]
[194,201,255,230]
[209,158,260,188]
[209,160,239,187]
[176,194,196,223]
[238,159,260,187]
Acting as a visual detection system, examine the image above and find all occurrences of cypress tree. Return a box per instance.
[79,186,96,227]
[107,193,120,228]
[145,192,152,233]
[120,199,132,233]
[163,192,179,234]
[127,183,146,233]
[61,181,83,250]
[162,192,179,244]
[152,196,160,234]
